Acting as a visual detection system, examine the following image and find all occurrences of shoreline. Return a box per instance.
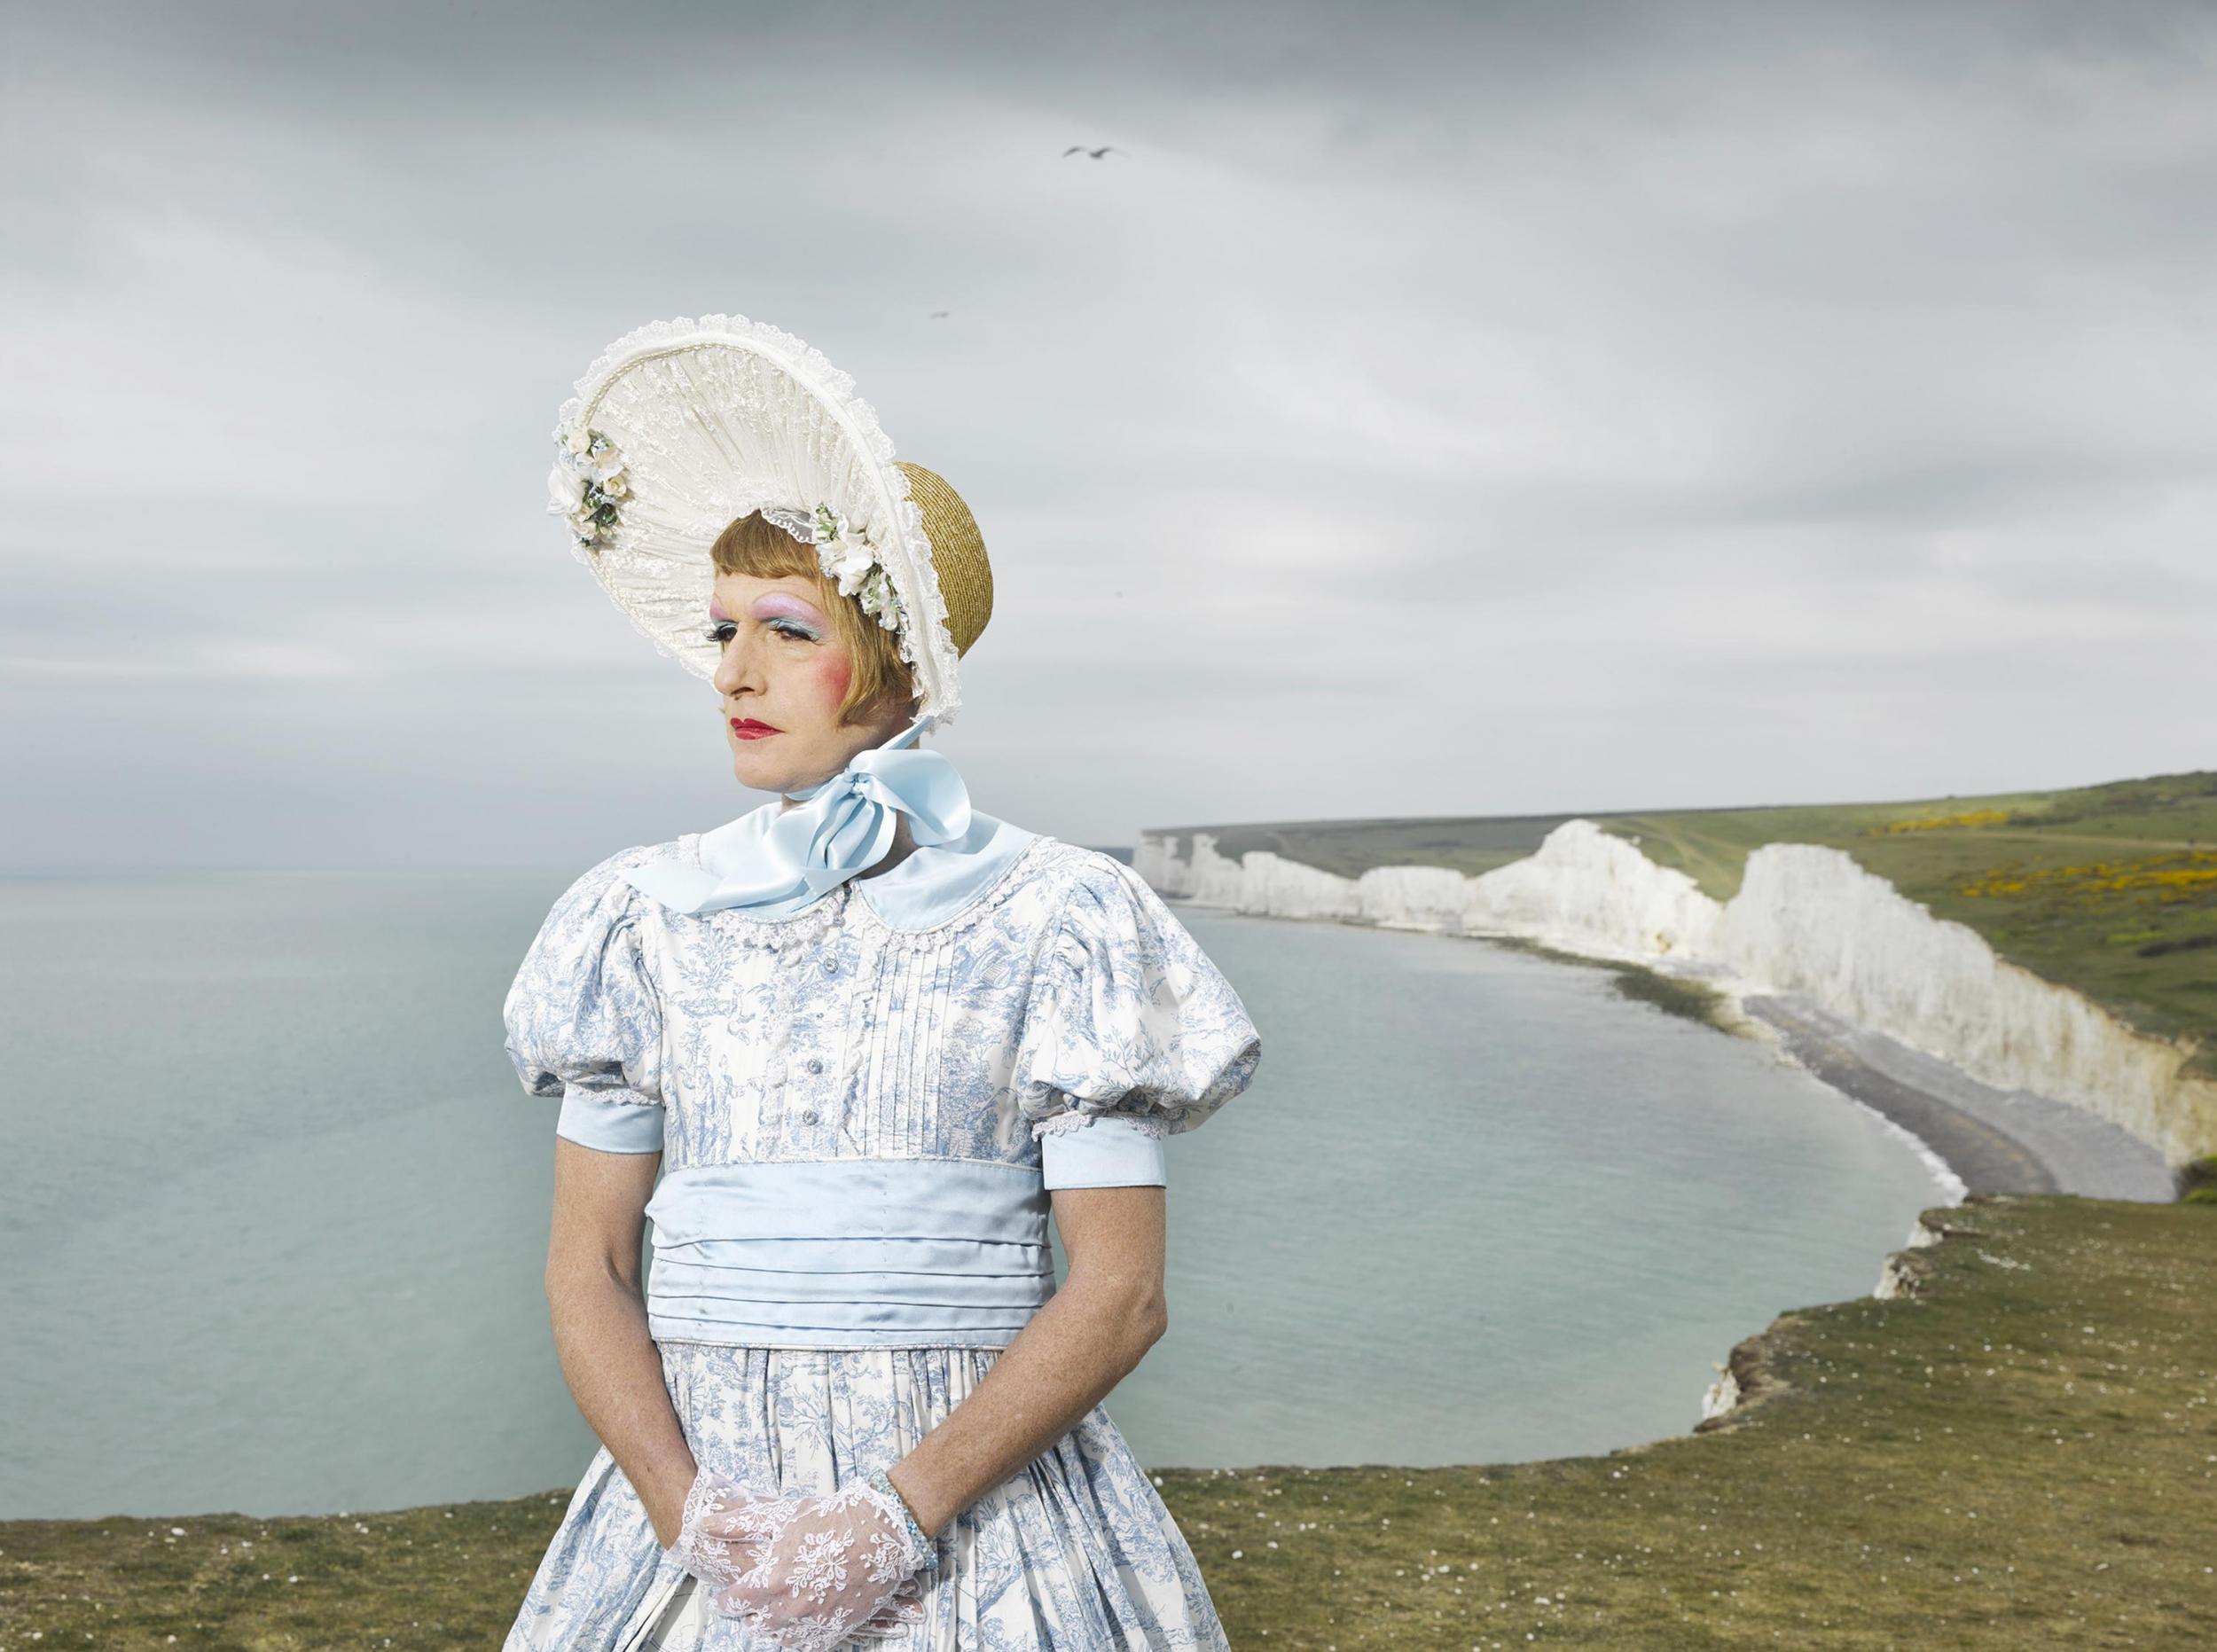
[1177,893,2183,1440]
[1140,812,2217,1174]
[1176,896,2181,1206]
[1732,990,2175,1201]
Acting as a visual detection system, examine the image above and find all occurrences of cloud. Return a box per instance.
[6,0,2216,867]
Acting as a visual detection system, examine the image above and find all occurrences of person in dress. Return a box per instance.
[502,315,1265,1650]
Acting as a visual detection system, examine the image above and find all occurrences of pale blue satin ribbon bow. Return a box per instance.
[621,712,972,916]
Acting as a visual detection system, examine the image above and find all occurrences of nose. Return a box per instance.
[711,623,762,700]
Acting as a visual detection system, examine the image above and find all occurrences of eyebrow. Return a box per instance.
[707,593,830,626]
[751,592,828,627]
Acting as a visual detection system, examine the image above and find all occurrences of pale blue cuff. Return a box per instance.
[1039,1115,1168,1189]
[556,1086,667,1154]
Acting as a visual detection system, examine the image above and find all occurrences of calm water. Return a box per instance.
[0,871,1946,1521]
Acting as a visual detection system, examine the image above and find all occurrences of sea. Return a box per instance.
[0,868,1947,1521]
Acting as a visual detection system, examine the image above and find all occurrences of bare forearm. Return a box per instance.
[545,1261,697,1546]
[888,1272,1165,1538]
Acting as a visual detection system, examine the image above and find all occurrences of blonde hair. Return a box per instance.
[709,512,919,728]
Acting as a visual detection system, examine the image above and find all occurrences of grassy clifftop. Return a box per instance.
[1152,768,2217,1077]
[4,1195,2212,1647]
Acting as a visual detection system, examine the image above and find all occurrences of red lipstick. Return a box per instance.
[730,717,779,740]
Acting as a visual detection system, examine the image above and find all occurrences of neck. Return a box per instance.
[866,811,922,879]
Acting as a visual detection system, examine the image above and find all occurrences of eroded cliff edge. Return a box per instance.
[1136,819,2217,1179]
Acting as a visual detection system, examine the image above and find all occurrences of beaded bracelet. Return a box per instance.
[866,1466,939,1573]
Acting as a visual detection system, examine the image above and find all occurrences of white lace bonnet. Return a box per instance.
[546,313,992,724]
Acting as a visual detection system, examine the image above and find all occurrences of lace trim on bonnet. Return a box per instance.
[556,313,966,725]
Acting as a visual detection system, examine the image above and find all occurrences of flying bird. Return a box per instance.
[928,310,951,319]
[1062,145,1119,159]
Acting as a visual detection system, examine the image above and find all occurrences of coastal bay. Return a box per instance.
[0,877,1935,1519]
[1136,768,2217,1201]
[5,798,2211,1647]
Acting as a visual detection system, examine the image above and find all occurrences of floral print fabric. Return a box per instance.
[500,833,1262,1649]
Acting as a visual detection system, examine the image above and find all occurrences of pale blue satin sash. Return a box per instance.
[641,1159,1057,1348]
[623,711,972,917]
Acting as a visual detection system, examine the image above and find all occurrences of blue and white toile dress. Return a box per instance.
[499,808,1264,1650]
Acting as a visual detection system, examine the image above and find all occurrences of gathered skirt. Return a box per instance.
[504,1342,1231,1651]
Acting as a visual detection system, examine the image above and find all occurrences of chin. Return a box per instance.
[733,753,834,800]
[728,749,793,794]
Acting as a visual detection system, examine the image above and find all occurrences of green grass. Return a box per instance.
[1485,935,1747,1038]
[2182,1154,2217,1206]
[5,1196,2212,1648]
[1156,768,2217,1080]
[0,1497,548,1648]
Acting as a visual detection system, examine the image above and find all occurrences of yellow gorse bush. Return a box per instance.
[1867,809,2015,835]
[1959,851,2217,904]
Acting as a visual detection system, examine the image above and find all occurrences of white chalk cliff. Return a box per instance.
[1135,820,2217,1169]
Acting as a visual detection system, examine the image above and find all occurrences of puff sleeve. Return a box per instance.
[501,847,668,1155]
[1015,856,1263,1189]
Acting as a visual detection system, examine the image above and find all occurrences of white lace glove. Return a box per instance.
[665,1465,786,1593]
[669,1466,924,1641]
[708,1472,935,1649]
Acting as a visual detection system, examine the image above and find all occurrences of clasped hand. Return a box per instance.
[668,1465,930,1648]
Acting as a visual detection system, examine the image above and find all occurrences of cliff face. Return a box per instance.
[1716,844,2213,1166]
[1138,820,2217,1167]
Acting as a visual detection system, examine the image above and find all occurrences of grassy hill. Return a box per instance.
[1152,769,2217,1078]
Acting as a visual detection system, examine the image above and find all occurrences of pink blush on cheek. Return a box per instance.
[812,654,852,712]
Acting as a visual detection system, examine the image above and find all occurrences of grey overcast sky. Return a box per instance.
[5,0,2214,871]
